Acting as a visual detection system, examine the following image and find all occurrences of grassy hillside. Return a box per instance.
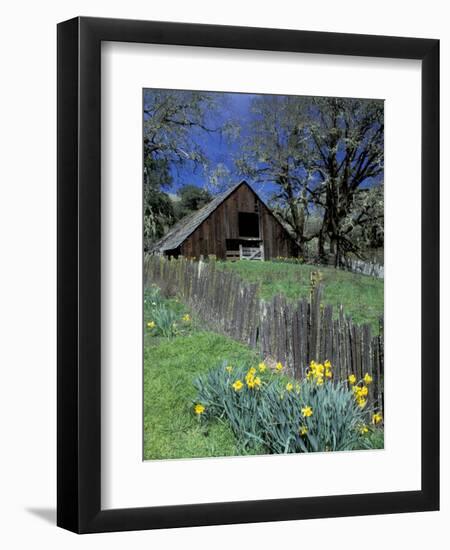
[217,261,383,334]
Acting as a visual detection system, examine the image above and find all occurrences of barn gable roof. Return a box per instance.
[151,180,296,252]
[151,181,245,252]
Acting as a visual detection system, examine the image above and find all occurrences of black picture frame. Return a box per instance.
[57,16,439,533]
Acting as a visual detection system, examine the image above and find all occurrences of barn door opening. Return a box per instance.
[225,239,241,261]
[225,239,264,261]
[238,212,260,238]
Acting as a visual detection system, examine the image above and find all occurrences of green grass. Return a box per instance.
[144,330,261,460]
[217,261,383,334]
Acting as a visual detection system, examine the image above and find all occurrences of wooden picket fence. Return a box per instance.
[344,258,384,279]
[144,255,384,408]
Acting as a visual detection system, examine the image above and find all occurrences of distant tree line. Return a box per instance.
[143,89,384,265]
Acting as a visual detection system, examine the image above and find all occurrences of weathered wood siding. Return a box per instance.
[179,184,295,260]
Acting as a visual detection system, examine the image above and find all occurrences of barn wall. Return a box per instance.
[180,184,295,260]
[260,202,295,259]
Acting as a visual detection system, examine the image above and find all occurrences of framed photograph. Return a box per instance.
[57,17,439,533]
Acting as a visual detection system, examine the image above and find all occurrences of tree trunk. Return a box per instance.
[334,237,340,268]
[329,237,336,255]
[318,229,326,260]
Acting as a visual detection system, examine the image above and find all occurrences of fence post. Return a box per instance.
[310,284,323,362]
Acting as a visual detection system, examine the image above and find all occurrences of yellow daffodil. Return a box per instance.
[301,405,313,417]
[363,373,373,385]
[147,321,156,329]
[315,363,325,376]
[194,404,205,415]
[254,376,261,388]
[232,380,243,391]
[357,397,367,408]
[348,374,356,385]
[182,314,191,322]
[225,365,233,373]
[359,424,369,435]
[307,360,330,383]
[299,425,308,436]
[353,385,368,399]
[258,362,267,373]
[372,412,383,425]
[275,362,284,372]
[286,382,293,392]
[245,369,256,387]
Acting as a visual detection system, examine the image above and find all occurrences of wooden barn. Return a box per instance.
[151,181,298,261]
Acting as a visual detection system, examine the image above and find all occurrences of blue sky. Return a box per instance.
[166,92,263,194]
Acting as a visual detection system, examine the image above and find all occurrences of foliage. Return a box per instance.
[144,284,165,310]
[217,260,383,334]
[143,89,221,167]
[143,329,262,460]
[272,256,305,265]
[364,426,385,450]
[193,360,383,454]
[341,184,384,251]
[144,286,193,338]
[174,183,212,219]
[143,156,176,248]
[303,97,384,264]
[150,305,182,338]
[192,363,267,451]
